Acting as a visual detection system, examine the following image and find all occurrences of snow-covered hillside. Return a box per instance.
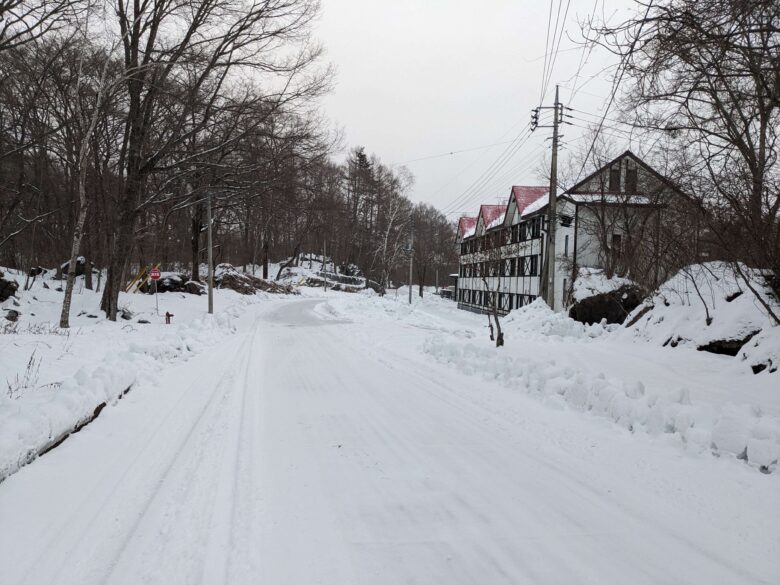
[618,262,780,374]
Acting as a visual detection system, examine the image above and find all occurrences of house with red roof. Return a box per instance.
[454,151,695,315]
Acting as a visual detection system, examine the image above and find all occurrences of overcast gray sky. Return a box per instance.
[315,0,637,218]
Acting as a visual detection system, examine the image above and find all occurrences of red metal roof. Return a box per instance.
[510,186,549,215]
[457,216,477,235]
[478,205,507,229]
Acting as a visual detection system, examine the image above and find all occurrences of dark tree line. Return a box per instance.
[0,0,458,326]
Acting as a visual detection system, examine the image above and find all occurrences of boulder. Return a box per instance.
[569,284,645,325]
[184,280,205,295]
[0,272,19,302]
[4,309,20,322]
[697,330,760,357]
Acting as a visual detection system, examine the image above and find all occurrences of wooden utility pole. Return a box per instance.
[532,85,563,309]
[207,191,214,314]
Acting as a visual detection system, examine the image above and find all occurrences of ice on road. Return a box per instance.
[1,299,777,584]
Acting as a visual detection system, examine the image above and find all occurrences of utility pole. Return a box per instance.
[407,227,414,305]
[532,84,563,309]
[206,190,214,314]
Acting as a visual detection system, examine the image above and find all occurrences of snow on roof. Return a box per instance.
[486,211,506,230]
[520,194,549,218]
[568,193,652,205]
[457,216,477,238]
[511,186,548,215]
[478,205,507,231]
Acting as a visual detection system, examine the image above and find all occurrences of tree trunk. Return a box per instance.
[262,238,269,279]
[190,202,203,282]
[84,259,93,290]
[276,242,301,280]
[101,211,135,320]
[60,189,88,328]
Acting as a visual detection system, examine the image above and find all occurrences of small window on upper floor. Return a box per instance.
[609,165,621,193]
[626,165,638,193]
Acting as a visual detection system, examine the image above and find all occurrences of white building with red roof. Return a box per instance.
[454,151,697,315]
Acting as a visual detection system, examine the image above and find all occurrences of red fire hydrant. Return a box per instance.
[165,311,174,325]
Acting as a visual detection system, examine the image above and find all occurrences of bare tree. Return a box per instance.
[588,0,780,323]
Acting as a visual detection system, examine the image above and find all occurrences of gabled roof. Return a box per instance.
[511,186,549,215]
[505,186,548,225]
[477,204,507,233]
[568,149,686,197]
[457,216,477,240]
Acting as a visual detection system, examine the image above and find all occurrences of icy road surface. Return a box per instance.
[1,299,777,584]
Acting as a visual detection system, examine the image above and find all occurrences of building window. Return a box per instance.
[612,233,623,257]
[562,278,568,306]
[531,217,542,239]
[564,234,569,257]
[626,164,638,193]
[530,255,538,276]
[609,164,621,193]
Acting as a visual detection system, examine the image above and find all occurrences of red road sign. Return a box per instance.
[150,267,161,281]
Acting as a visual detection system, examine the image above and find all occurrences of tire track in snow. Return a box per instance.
[14,323,257,585]
[254,301,773,585]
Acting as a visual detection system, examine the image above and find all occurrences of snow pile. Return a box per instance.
[572,267,635,302]
[501,298,612,340]
[619,262,780,373]
[0,299,247,482]
[423,334,780,471]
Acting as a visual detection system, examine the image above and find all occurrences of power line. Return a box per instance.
[427,116,529,202]
[393,139,518,166]
[542,0,572,101]
[440,126,534,214]
[539,0,556,104]
[573,0,655,184]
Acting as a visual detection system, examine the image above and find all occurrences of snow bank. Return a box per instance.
[0,301,245,482]
[501,298,613,340]
[572,267,634,302]
[424,334,780,472]
[619,262,780,373]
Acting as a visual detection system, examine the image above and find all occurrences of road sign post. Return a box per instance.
[150,267,161,315]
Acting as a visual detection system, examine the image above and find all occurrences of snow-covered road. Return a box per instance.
[1,298,777,584]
